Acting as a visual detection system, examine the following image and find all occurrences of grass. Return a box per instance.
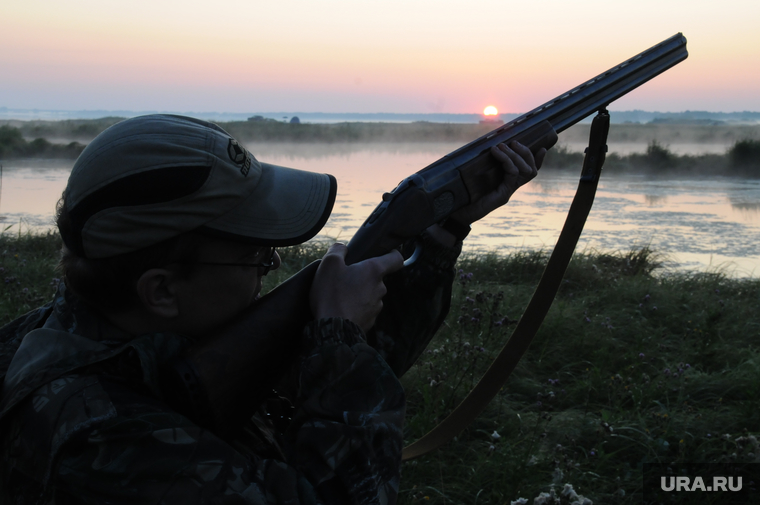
[1,233,759,504]
[0,231,62,323]
[399,249,760,504]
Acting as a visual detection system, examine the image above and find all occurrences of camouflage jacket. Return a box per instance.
[0,232,459,504]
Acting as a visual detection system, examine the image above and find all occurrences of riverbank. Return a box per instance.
[1,233,758,504]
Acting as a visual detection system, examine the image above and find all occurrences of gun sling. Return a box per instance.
[401,111,610,461]
[398,33,688,459]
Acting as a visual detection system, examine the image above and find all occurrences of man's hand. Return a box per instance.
[451,140,545,225]
[310,243,404,332]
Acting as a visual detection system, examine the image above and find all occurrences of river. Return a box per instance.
[1,143,758,277]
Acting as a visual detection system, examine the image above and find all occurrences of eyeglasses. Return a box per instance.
[195,247,278,275]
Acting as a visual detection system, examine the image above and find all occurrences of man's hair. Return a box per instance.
[56,193,212,311]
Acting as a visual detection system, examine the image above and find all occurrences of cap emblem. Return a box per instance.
[227,138,252,177]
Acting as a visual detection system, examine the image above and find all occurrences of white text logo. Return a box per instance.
[661,476,742,492]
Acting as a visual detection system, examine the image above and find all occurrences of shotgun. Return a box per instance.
[164,33,688,436]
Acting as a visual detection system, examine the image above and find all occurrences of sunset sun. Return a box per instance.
[483,105,498,116]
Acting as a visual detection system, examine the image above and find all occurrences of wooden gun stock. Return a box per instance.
[163,262,319,435]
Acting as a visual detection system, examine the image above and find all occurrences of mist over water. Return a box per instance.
[557,122,760,156]
[2,142,758,277]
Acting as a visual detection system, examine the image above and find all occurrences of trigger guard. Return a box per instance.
[403,242,423,267]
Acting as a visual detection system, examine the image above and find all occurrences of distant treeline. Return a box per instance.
[542,139,760,176]
[0,117,498,144]
[5,116,760,146]
[1,119,760,176]
[0,117,123,142]
[0,125,85,159]
[225,119,501,143]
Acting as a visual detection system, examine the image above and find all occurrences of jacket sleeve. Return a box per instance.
[43,318,404,505]
[367,231,461,377]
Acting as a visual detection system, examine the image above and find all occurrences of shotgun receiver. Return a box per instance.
[168,33,688,435]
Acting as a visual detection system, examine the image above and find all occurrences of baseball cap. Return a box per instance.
[61,114,337,259]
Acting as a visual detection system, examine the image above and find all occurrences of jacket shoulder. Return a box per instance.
[0,303,55,384]
[1,371,116,501]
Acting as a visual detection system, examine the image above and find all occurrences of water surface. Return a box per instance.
[2,145,758,277]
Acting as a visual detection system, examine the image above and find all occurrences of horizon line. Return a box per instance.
[3,107,760,115]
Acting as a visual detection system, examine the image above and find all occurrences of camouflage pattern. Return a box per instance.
[0,232,459,504]
[370,231,459,377]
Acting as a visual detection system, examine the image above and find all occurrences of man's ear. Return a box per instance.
[136,268,179,319]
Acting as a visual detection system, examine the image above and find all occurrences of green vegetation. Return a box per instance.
[560,121,760,148]
[728,139,760,174]
[3,117,759,147]
[0,125,85,159]
[542,139,760,176]
[0,117,498,145]
[3,118,760,176]
[0,232,62,321]
[0,117,123,142]
[398,249,760,504]
[3,233,758,504]
[224,119,499,143]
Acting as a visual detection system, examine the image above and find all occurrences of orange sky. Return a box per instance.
[1,0,759,113]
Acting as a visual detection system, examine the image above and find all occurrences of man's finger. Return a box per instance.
[535,148,547,170]
[369,249,404,276]
[492,144,519,176]
[324,242,348,260]
[499,143,533,174]
[508,140,533,158]
[507,141,537,175]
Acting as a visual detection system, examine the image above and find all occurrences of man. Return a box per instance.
[0,114,543,504]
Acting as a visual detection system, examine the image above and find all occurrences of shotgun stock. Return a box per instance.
[166,34,688,435]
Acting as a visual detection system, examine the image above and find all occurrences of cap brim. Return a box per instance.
[199,162,337,246]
